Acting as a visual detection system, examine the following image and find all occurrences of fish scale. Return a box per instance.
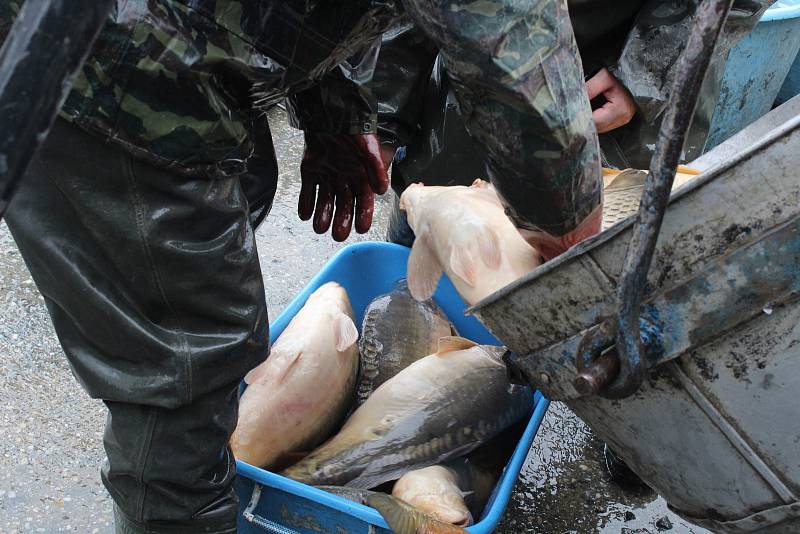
[355,279,452,407]
[282,343,533,489]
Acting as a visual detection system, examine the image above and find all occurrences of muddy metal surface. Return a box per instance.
[0,109,709,533]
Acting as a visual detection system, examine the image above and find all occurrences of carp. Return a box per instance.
[399,180,542,305]
[392,465,473,526]
[230,282,359,469]
[369,493,468,534]
[281,336,532,488]
[357,279,453,406]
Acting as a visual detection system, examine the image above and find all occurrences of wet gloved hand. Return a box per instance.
[586,68,636,134]
[299,133,390,242]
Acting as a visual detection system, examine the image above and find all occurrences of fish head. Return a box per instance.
[307,281,349,306]
[393,466,472,526]
[409,493,472,526]
[368,493,469,534]
[398,183,459,231]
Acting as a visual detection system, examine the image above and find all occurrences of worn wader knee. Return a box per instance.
[5,120,274,532]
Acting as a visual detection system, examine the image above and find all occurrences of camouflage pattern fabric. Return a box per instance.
[376,0,774,198]
[604,0,775,167]
[0,1,402,178]
[399,0,602,236]
[1,0,604,235]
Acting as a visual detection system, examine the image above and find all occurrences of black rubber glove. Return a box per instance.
[299,133,390,242]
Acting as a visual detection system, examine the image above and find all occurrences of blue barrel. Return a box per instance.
[775,50,800,106]
[706,0,800,149]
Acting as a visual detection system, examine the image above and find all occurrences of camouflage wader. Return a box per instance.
[399,0,602,237]
[0,0,607,531]
[0,1,402,531]
[379,0,773,246]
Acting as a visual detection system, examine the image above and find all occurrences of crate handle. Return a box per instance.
[243,483,303,534]
[575,0,734,399]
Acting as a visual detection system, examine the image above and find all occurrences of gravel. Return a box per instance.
[0,108,710,533]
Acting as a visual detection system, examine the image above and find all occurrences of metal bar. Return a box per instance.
[585,0,735,398]
[0,0,114,219]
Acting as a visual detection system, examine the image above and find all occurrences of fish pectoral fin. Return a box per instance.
[437,336,478,355]
[275,351,304,384]
[334,313,359,352]
[408,233,443,301]
[449,246,476,288]
[243,360,269,385]
[368,493,468,534]
[399,183,423,211]
[477,227,502,270]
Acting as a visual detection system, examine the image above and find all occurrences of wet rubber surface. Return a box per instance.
[0,108,709,533]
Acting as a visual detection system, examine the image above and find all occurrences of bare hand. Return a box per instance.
[586,68,636,134]
[518,206,602,261]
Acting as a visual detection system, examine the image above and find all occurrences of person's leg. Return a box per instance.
[5,120,270,532]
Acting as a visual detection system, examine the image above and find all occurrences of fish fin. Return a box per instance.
[334,314,359,352]
[477,227,502,270]
[459,490,474,499]
[437,336,478,355]
[449,246,476,287]
[368,494,467,534]
[399,183,423,211]
[243,362,267,385]
[274,351,303,384]
[408,233,443,301]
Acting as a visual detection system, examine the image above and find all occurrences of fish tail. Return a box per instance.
[368,493,467,534]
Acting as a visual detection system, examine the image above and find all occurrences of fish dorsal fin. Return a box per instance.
[408,232,443,301]
[437,336,478,355]
[334,313,358,352]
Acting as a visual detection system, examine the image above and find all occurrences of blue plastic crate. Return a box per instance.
[236,242,550,534]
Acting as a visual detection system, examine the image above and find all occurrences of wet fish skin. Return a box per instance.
[455,418,528,518]
[393,424,525,529]
[392,465,472,526]
[230,282,359,469]
[282,337,533,488]
[400,180,542,305]
[368,493,468,534]
[357,278,453,406]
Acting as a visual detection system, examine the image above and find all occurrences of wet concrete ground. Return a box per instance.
[0,108,710,533]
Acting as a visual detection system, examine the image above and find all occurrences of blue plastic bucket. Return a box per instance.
[706,0,800,148]
[235,242,550,534]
